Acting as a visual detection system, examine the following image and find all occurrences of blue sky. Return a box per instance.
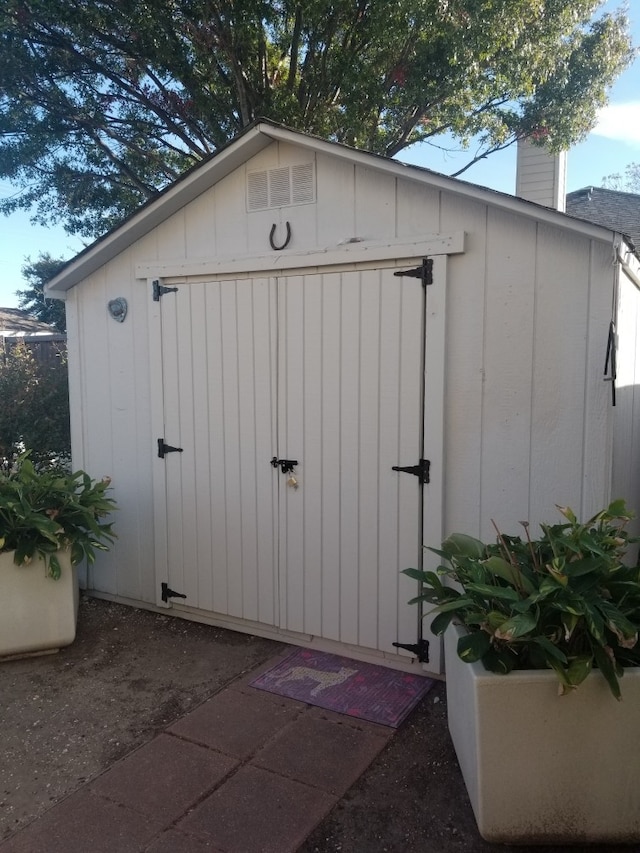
[1,1,638,308]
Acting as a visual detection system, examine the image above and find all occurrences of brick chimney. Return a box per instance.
[515,138,567,212]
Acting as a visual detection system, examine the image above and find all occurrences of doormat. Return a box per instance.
[249,647,434,728]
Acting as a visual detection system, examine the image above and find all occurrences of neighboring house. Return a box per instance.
[0,307,66,365]
[45,121,640,675]
[566,186,640,251]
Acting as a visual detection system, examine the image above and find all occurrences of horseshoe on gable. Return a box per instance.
[269,221,292,251]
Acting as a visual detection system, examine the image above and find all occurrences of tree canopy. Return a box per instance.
[0,0,634,237]
[17,253,67,333]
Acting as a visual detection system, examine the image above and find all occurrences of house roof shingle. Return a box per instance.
[0,307,64,338]
[566,186,640,251]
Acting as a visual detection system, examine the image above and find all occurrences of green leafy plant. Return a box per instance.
[404,500,640,699]
[0,457,117,579]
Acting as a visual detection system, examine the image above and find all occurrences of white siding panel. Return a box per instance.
[396,178,441,238]
[440,194,487,539]
[613,270,640,525]
[184,191,217,259]
[581,243,614,519]
[529,225,591,524]
[316,154,355,246]
[480,209,537,533]
[213,168,249,258]
[355,166,397,238]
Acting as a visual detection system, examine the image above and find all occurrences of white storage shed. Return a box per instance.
[47,121,640,676]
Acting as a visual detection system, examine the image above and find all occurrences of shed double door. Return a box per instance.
[154,263,438,670]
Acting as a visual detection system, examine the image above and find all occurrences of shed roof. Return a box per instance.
[566,186,640,251]
[47,120,623,295]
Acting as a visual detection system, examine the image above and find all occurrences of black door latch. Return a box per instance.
[271,457,298,474]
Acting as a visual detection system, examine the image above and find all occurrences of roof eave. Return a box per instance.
[46,121,622,295]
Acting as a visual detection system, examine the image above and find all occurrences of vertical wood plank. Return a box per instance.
[377,271,402,654]
[219,281,243,617]
[280,275,306,633]
[338,271,361,645]
[302,273,323,636]
[205,282,229,614]
[190,281,214,612]
[357,270,382,650]
[320,273,343,640]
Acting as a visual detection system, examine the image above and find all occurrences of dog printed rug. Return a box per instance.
[249,648,434,727]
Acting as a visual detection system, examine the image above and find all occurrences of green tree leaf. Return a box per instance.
[0,0,633,237]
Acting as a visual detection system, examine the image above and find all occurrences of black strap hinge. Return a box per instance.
[393,258,433,286]
[158,438,183,458]
[153,279,179,301]
[393,639,430,663]
[161,582,187,602]
[392,459,430,484]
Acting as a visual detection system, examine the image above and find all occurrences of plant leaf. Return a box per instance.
[456,630,491,662]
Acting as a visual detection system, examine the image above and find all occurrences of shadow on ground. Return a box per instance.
[1,597,634,852]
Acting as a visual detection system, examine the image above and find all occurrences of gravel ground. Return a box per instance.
[1,596,637,852]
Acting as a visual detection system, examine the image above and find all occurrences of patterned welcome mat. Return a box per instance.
[249,647,434,728]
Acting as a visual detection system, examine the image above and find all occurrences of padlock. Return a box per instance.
[287,475,298,489]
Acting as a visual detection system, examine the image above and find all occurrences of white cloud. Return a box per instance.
[591,102,640,146]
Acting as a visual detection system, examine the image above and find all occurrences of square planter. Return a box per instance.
[445,623,640,844]
[0,549,79,658]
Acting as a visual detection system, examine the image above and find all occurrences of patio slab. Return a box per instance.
[176,764,337,853]
[89,732,238,823]
[251,710,392,794]
[167,683,304,759]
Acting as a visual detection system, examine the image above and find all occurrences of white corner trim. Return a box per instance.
[135,232,465,280]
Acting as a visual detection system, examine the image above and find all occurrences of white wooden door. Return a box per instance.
[154,276,279,626]
[276,267,429,662]
[154,262,440,671]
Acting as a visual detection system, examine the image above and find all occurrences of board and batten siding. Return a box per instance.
[613,263,640,542]
[66,139,617,640]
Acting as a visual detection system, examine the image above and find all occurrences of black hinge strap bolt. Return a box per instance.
[393,639,430,663]
[152,279,179,301]
[161,583,187,602]
[158,438,184,458]
[392,459,430,484]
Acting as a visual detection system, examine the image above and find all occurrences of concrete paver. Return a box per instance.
[251,710,392,794]
[176,765,338,853]
[167,683,304,759]
[90,733,238,823]
[0,789,161,853]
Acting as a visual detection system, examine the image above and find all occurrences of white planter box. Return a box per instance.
[0,550,79,658]
[445,623,640,844]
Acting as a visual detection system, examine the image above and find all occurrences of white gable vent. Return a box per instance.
[247,162,315,211]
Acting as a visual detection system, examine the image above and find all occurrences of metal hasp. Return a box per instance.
[392,459,430,484]
[161,582,187,603]
[392,639,430,663]
[158,438,184,458]
[152,279,179,301]
[271,456,298,474]
[393,258,433,286]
